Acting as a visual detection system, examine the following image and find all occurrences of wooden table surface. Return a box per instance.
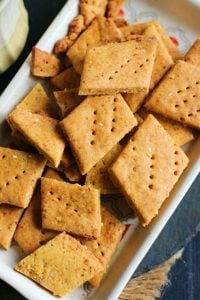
[0,1,200,299]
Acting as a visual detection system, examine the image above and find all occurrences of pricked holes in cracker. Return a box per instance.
[14,175,19,180]
[49,191,53,195]
[148,184,153,189]
[188,113,193,117]
[2,155,6,159]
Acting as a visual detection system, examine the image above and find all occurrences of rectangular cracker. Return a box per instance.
[67,19,102,74]
[139,108,194,146]
[0,204,23,249]
[79,38,157,95]
[145,60,200,129]
[7,83,56,131]
[41,178,101,238]
[14,169,63,254]
[143,23,174,89]
[50,67,80,90]
[80,0,108,25]
[109,115,189,226]
[185,38,200,68]
[8,109,66,167]
[0,147,46,208]
[32,47,64,77]
[60,94,137,175]
[82,206,125,287]
[85,143,122,194]
[15,232,102,297]
[54,90,84,117]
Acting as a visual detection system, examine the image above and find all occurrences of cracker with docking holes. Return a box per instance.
[109,115,189,226]
[60,94,137,175]
[0,147,46,208]
[81,206,125,287]
[8,109,66,167]
[0,204,24,249]
[85,143,122,194]
[41,178,101,238]
[32,47,64,77]
[145,60,200,129]
[15,232,102,297]
[79,38,157,95]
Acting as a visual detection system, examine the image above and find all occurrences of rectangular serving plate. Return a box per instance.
[0,0,200,299]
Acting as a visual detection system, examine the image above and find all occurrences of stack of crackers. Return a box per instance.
[0,0,199,297]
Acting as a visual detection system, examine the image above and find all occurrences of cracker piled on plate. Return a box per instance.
[1,0,199,297]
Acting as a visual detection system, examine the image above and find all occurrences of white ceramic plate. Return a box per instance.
[0,1,200,299]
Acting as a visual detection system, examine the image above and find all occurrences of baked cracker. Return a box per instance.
[109,115,189,226]
[80,0,108,26]
[9,109,66,167]
[62,163,82,182]
[54,89,84,117]
[41,178,101,238]
[32,47,63,77]
[85,143,122,194]
[60,94,137,175]
[15,232,102,297]
[0,147,46,208]
[123,90,148,113]
[145,60,200,129]
[0,204,23,249]
[185,38,200,68]
[50,67,80,90]
[82,206,125,287]
[79,38,157,95]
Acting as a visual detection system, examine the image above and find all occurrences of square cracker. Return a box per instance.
[15,232,102,297]
[79,38,157,95]
[54,90,84,117]
[139,108,194,146]
[0,147,46,208]
[67,19,102,74]
[8,109,66,167]
[143,23,174,89]
[14,169,63,254]
[80,0,108,26]
[109,115,189,226]
[85,143,122,194]
[185,38,200,68]
[0,204,23,249]
[50,67,80,90]
[60,94,137,175]
[7,83,56,130]
[41,178,101,239]
[145,60,200,129]
[31,47,63,77]
[81,206,125,287]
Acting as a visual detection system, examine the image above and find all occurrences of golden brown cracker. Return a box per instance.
[79,38,157,95]
[41,178,101,238]
[80,0,108,26]
[9,109,66,167]
[60,94,137,175]
[109,115,189,226]
[145,60,200,129]
[62,163,82,182]
[185,38,200,68]
[50,67,80,90]
[0,147,46,208]
[15,232,102,297]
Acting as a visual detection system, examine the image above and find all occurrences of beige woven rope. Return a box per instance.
[119,250,183,300]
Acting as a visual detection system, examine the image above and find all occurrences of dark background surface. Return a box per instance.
[0,1,200,299]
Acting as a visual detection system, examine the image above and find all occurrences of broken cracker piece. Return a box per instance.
[109,115,189,226]
[0,147,46,208]
[80,0,108,26]
[0,204,23,249]
[32,47,63,77]
[15,232,102,297]
[8,109,66,167]
[41,178,101,239]
[86,143,122,194]
[82,206,125,287]
[60,94,137,175]
[145,60,200,129]
[79,38,157,95]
